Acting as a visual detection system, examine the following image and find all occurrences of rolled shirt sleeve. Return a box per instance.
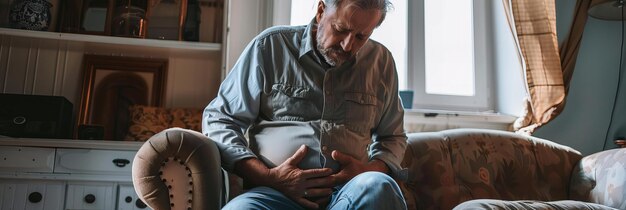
[203,39,265,171]
[369,53,408,181]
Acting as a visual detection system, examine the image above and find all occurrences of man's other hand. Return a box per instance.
[329,150,390,185]
[267,145,334,209]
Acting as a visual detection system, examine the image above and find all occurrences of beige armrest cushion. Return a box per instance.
[132,128,222,210]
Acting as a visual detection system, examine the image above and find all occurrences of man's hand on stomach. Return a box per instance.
[235,145,334,209]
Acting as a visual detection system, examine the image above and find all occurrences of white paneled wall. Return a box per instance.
[0,35,83,103]
[0,34,222,113]
[164,55,222,108]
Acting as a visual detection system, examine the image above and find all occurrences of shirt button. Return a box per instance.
[322,146,328,151]
[325,90,330,95]
[323,122,332,131]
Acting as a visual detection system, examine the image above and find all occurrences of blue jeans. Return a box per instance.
[222,171,407,210]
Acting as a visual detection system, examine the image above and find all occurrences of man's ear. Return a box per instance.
[316,0,325,23]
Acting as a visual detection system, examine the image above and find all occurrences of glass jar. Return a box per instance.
[111,5,146,38]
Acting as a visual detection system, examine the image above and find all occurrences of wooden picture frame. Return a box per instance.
[77,54,167,140]
[57,0,115,35]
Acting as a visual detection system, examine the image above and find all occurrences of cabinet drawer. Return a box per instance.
[0,146,55,173]
[118,185,152,210]
[55,149,136,175]
[0,180,65,210]
[65,183,115,210]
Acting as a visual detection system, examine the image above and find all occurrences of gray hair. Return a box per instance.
[323,0,393,26]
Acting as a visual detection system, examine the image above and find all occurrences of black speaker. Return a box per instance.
[0,93,73,139]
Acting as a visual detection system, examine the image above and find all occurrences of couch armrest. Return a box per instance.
[132,128,223,210]
[570,148,626,209]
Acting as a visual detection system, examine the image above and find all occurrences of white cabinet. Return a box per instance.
[117,185,150,210]
[0,146,55,173]
[65,183,115,210]
[0,180,65,210]
[0,138,151,210]
[55,149,136,175]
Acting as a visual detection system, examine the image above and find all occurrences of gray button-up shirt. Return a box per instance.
[203,20,407,179]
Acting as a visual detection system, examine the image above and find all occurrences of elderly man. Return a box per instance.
[203,0,407,209]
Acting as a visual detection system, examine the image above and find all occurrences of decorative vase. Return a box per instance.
[9,0,52,31]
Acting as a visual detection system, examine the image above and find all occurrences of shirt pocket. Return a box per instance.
[343,92,380,132]
[270,84,318,121]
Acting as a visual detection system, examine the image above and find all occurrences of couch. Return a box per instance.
[132,128,626,210]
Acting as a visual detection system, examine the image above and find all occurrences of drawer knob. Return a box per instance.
[125,196,133,203]
[28,192,42,203]
[13,116,26,125]
[113,158,130,167]
[84,194,96,203]
[136,199,148,209]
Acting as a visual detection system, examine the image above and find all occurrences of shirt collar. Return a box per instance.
[299,18,317,59]
[300,18,338,70]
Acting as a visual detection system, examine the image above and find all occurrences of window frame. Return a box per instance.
[407,0,493,112]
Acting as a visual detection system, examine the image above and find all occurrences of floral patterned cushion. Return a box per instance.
[124,105,203,141]
[400,129,583,210]
[570,148,626,209]
[170,107,203,132]
[125,105,171,141]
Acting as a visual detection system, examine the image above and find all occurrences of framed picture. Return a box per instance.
[77,54,168,140]
[57,0,114,35]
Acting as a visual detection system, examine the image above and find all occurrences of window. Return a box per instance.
[409,0,491,111]
[290,1,316,26]
[289,0,492,112]
[424,0,474,96]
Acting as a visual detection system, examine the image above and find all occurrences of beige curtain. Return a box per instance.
[504,0,591,134]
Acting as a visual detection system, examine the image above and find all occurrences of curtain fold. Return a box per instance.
[560,0,592,94]
[506,0,593,134]
[503,0,565,134]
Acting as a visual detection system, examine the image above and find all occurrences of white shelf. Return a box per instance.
[0,137,144,151]
[0,27,222,52]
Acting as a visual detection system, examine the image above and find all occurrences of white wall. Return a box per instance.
[490,0,525,117]
[0,36,83,103]
[224,0,275,73]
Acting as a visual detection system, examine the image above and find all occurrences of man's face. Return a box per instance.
[315,2,382,67]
